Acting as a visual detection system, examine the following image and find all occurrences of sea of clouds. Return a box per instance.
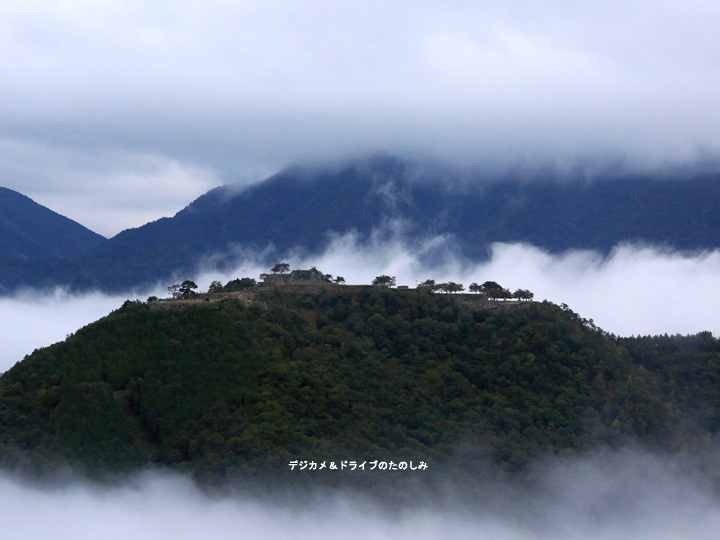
[2,449,720,540]
[2,1,720,533]
[2,228,720,540]
[2,237,719,373]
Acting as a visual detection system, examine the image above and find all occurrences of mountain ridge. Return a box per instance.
[0,187,106,261]
[2,156,720,293]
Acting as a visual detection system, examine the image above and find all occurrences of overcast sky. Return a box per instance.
[2,0,720,235]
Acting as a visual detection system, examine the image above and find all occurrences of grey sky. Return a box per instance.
[1,0,720,234]
[3,4,720,526]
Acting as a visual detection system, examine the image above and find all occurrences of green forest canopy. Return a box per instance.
[0,287,719,499]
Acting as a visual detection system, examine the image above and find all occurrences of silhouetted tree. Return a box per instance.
[418,279,438,292]
[208,280,223,293]
[495,288,513,301]
[480,281,503,292]
[272,263,290,274]
[372,275,396,287]
[445,282,464,294]
[179,280,198,298]
[513,289,534,301]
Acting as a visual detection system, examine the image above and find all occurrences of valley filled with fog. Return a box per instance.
[2,449,720,540]
[3,0,720,536]
[2,234,719,540]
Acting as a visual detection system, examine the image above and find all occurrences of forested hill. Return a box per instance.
[1,287,719,497]
[0,187,105,260]
[2,156,720,293]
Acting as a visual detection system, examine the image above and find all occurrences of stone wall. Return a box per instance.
[449,293,533,311]
[258,283,376,294]
[149,286,532,311]
[149,289,262,310]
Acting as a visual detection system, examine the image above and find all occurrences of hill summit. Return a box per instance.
[2,285,719,498]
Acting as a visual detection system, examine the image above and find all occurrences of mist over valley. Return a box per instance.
[2,155,720,298]
[3,157,720,540]
[3,0,720,536]
[3,450,720,540]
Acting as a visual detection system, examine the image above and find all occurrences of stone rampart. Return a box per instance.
[149,286,532,312]
[257,283,373,294]
[149,289,262,310]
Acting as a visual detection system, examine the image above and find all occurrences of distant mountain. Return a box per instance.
[3,287,718,496]
[0,187,105,260]
[1,156,720,293]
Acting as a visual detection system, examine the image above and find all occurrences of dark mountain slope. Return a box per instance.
[0,187,105,260]
[66,163,389,286]
[2,156,720,292]
[1,287,717,496]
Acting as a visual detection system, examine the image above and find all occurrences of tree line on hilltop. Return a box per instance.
[154,264,534,303]
[416,279,534,300]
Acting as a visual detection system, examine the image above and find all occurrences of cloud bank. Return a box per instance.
[0,138,219,237]
[215,233,720,338]
[1,1,720,233]
[0,289,134,373]
[1,449,720,540]
[3,238,719,373]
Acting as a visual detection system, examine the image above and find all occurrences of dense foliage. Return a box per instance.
[1,288,719,496]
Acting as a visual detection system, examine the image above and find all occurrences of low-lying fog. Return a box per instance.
[2,449,720,540]
[1,238,719,539]
[2,238,719,373]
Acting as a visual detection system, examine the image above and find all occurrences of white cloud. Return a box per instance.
[0,138,219,236]
[1,1,720,234]
[2,236,720,538]
[0,289,128,373]
[1,450,720,540]
[485,243,720,337]
[3,239,719,375]
[256,234,720,337]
